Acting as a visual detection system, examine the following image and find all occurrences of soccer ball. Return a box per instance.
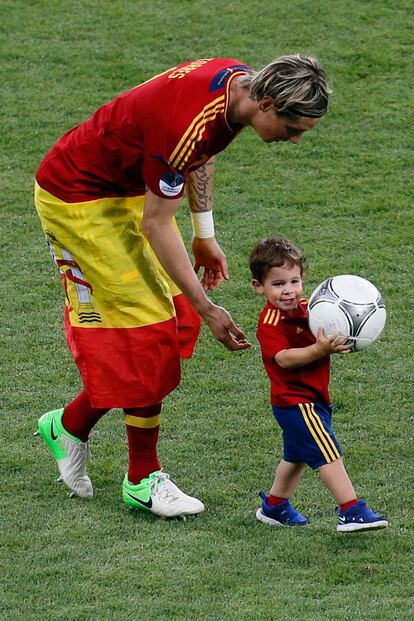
[308,275,386,351]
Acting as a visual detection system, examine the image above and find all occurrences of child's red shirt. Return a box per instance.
[257,300,331,407]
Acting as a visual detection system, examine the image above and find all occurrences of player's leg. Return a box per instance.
[34,187,182,410]
[35,187,200,512]
[124,404,162,484]
[122,404,204,517]
[37,390,109,498]
[116,213,203,517]
[63,390,109,441]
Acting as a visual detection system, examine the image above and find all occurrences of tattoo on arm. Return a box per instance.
[187,158,214,212]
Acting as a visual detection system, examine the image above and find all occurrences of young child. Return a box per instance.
[249,236,388,532]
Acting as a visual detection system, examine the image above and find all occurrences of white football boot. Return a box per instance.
[123,470,204,517]
[37,408,93,498]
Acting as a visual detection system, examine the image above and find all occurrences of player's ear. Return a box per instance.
[252,279,264,295]
[258,96,274,113]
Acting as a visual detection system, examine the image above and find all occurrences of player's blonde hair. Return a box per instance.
[240,54,331,118]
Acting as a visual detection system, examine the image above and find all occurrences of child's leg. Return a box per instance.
[270,460,306,498]
[321,458,388,531]
[257,461,308,526]
[319,457,356,505]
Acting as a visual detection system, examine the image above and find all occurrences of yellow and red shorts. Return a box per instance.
[34,182,201,408]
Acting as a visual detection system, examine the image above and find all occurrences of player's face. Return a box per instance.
[252,98,320,143]
[254,264,303,312]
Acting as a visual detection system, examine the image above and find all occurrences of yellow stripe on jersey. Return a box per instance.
[299,403,336,463]
[169,96,225,169]
[263,308,280,326]
[272,309,280,326]
[265,309,273,324]
[177,103,226,169]
[125,414,161,429]
[263,308,272,323]
[171,101,226,169]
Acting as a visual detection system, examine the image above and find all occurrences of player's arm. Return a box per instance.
[187,157,229,291]
[275,328,351,369]
[142,188,250,351]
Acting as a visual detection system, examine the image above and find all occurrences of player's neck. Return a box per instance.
[227,80,257,128]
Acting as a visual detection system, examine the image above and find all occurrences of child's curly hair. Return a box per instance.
[249,236,307,283]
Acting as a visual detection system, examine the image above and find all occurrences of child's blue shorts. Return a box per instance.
[272,402,343,469]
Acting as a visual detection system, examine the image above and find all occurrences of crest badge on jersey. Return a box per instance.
[159,172,185,197]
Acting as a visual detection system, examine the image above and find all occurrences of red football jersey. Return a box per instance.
[257,300,331,407]
[36,58,251,203]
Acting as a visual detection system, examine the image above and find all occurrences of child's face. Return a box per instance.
[252,263,303,313]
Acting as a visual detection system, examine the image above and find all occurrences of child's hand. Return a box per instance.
[315,327,352,355]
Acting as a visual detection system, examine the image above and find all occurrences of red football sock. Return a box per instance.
[340,498,358,512]
[62,390,109,442]
[125,403,162,484]
[267,494,287,506]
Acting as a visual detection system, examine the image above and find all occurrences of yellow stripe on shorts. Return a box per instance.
[308,403,340,461]
[298,403,338,463]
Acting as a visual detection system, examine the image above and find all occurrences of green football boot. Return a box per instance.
[37,408,93,498]
[122,470,204,517]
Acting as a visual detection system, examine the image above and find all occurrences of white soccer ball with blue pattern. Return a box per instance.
[308,275,386,351]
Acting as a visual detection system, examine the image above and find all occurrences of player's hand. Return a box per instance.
[202,303,250,351]
[192,236,229,291]
[316,327,352,355]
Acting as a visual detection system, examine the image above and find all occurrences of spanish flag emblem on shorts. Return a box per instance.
[34,183,201,408]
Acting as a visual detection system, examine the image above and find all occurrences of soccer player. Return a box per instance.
[250,236,388,532]
[35,55,330,517]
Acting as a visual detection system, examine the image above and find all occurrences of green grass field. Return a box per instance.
[1,1,413,619]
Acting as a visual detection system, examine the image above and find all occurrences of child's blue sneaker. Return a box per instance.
[336,500,388,533]
[256,491,308,526]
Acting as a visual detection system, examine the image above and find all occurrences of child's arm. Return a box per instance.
[275,328,351,369]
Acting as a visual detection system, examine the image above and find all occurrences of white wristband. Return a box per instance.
[190,211,215,239]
